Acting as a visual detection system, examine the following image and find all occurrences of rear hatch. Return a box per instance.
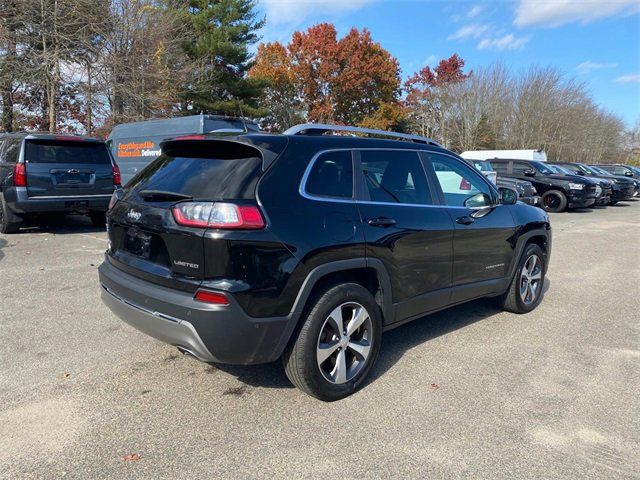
[107,139,267,292]
[24,138,114,198]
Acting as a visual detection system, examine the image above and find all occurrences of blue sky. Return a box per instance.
[256,0,640,126]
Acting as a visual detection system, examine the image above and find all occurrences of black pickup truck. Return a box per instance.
[489,159,599,213]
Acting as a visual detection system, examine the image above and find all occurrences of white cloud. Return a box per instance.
[576,61,618,74]
[468,5,484,18]
[260,0,375,25]
[615,74,640,84]
[514,0,640,28]
[448,23,490,40]
[478,34,531,51]
[424,55,439,67]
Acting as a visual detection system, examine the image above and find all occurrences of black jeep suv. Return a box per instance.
[0,133,120,233]
[489,158,599,213]
[99,124,552,401]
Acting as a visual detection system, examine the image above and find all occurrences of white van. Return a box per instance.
[460,149,547,162]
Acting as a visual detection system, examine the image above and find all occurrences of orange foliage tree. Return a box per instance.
[250,23,403,131]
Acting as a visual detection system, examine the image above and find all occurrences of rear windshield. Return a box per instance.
[25,140,111,164]
[128,153,262,199]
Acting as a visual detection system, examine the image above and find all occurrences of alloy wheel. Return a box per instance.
[519,254,542,305]
[316,302,373,384]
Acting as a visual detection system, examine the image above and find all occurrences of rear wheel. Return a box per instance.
[282,283,382,401]
[500,243,546,314]
[89,211,106,227]
[541,190,567,213]
[0,195,21,234]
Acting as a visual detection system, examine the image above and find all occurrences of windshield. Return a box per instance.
[577,164,597,175]
[473,160,494,172]
[555,165,575,175]
[531,161,553,174]
[590,166,611,175]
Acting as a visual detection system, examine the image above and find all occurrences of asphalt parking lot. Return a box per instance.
[1,202,639,479]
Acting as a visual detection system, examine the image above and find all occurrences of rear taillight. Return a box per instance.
[112,164,121,186]
[459,178,471,190]
[13,163,26,187]
[172,202,265,230]
[194,289,229,305]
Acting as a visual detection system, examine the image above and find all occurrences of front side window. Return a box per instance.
[305,150,354,199]
[512,161,533,175]
[428,154,493,208]
[359,150,432,205]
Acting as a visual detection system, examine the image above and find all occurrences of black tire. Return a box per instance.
[282,283,383,401]
[541,190,567,213]
[89,211,106,227]
[499,243,546,314]
[0,195,21,234]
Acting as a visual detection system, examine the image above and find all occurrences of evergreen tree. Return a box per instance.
[177,0,265,117]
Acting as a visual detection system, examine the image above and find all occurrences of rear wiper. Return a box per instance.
[139,190,193,201]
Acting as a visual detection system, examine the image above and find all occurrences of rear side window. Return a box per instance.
[25,140,111,164]
[305,151,353,199]
[359,150,432,205]
[4,139,21,163]
[129,151,262,200]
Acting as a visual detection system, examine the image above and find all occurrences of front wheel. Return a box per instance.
[499,243,546,314]
[541,190,567,213]
[282,283,382,401]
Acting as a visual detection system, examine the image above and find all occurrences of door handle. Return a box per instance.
[456,215,475,225]
[368,217,396,228]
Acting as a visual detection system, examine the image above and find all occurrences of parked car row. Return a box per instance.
[465,157,639,213]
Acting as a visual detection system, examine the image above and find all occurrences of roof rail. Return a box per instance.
[282,123,442,147]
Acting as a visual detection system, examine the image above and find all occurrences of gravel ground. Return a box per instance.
[1,202,639,479]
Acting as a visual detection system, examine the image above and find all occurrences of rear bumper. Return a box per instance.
[5,187,111,214]
[98,257,292,365]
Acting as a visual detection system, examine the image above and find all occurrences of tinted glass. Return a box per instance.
[531,161,553,174]
[512,161,533,175]
[490,161,509,175]
[473,160,494,172]
[3,139,21,163]
[25,140,111,164]
[359,150,431,205]
[429,154,492,208]
[129,154,262,199]
[305,150,353,198]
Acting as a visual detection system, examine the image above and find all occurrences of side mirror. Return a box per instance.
[499,187,518,205]
[463,192,492,209]
[625,171,633,177]
[523,169,536,177]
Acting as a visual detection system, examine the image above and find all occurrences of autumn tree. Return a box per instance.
[250,23,402,130]
[249,42,304,130]
[404,53,470,145]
